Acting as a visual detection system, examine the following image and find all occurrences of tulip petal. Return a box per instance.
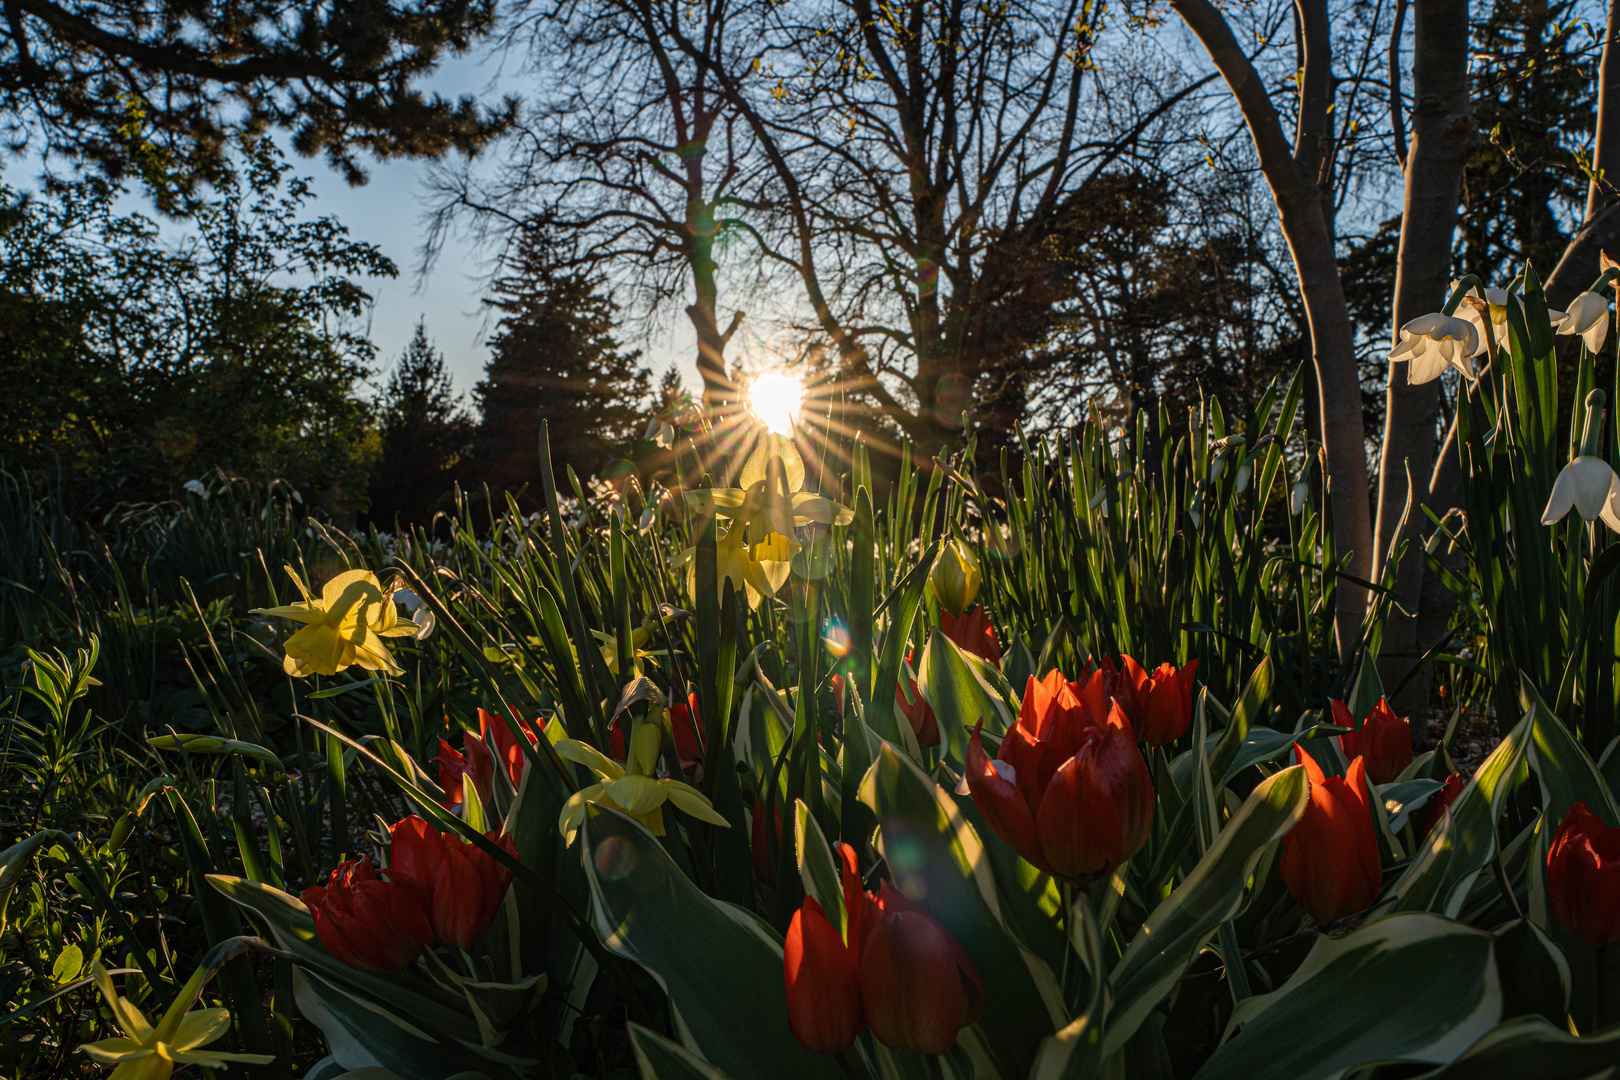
[859,906,969,1056]
[965,723,1049,875]
[784,898,864,1053]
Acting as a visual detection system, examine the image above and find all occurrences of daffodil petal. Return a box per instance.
[169,1050,278,1067]
[171,1008,231,1051]
[603,774,667,815]
[80,1038,148,1063]
[662,781,731,827]
[555,739,625,780]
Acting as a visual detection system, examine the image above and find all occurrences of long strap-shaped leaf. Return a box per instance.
[1102,764,1309,1059]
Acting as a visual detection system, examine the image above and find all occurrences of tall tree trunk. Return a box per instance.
[1170,0,1374,656]
[1373,0,1475,722]
[1545,0,1620,306]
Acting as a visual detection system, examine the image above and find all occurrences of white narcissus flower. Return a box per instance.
[1541,456,1620,532]
[1453,282,1513,356]
[1390,313,1479,384]
[1556,292,1612,353]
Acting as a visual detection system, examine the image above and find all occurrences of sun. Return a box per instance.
[747,370,805,435]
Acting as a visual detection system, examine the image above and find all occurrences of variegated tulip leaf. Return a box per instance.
[794,798,846,940]
[918,626,1014,761]
[1390,708,1531,916]
[290,967,510,1080]
[628,1022,736,1079]
[1408,1015,1620,1079]
[860,743,1066,1080]
[1102,764,1309,1059]
[578,806,842,1080]
[1193,913,1501,1080]
[1519,677,1620,824]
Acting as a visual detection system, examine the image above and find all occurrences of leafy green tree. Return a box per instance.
[0,0,514,196]
[0,140,391,512]
[368,320,475,528]
[475,234,652,491]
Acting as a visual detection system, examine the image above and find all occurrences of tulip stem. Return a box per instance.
[924,1055,947,1080]
[1059,881,1074,998]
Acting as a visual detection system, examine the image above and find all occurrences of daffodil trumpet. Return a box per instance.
[676,436,853,609]
[251,567,423,677]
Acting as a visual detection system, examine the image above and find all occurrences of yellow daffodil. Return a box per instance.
[556,722,728,844]
[80,961,274,1080]
[677,436,853,609]
[931,537,981,614]
[592,622,662,676]
[250,567,419,677]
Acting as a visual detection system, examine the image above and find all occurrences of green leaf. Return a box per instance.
[1193,913,1500,1080]
[290,967,502,1080]
[1103,764,1309,1058]
[1209,657,1273,784]
[795,798,845,940]
[578,806,842,1080]
[870,542,940,744]
[1221,722,1342,786]
[918,626,1015,761]
[1391,708,1531,916]
[628,1022,736,1079]
[1408,1015,1620,1079]
[859,744,1065,1079]
[1520,677,1620,825]
[1029,898,1107,1080]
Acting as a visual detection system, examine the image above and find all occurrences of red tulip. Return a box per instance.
[831,673,847,718]
[785,844,866,1053]
[896,678,939,748]
[437,728,494,809]
[752,798,785,885]
[1279,751,1382,924]
[1071,657,1140,735]
[965,671,1154,881]
[859,883,986,1056]
[1333,698,1412,785]
[389,816,516,950]
[480,707,547,789]
[1547,801,1620,949]
[1417,774,1466,841]
[301,856,431,972]
[940,605,1003,666]
[784,844,981,1056]
[1123,658,1198,746]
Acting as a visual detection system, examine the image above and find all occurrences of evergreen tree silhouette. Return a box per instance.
[476,235,651,493]
[369,320,474,527]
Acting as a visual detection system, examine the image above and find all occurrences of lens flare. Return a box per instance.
[748,370,805,435]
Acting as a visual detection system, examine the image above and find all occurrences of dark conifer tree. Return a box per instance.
[0,1,514,200]
[475,234,652,491]
[369,320,474,527]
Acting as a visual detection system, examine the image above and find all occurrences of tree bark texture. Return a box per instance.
[1374,0,1475,721]
[1170,0,1373,657]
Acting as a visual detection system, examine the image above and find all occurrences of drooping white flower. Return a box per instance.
[183,479,208,497]
[1555,292,1612,354]
[1453,283,1513,357]
[1290,480,1310,516]
[1390,313,1479,384]
[1541,456,1620,532]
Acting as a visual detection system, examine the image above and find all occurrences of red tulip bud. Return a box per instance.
[859,883,985,1056]
[389,816,516,950]
[785,843,867,1053]
[1279,751,1382,924]
[1547,801,1620,949]
[1417,774,1466,841]
[301,856,431,972]
[1126,657,1199,746]
[940,605,1003,666]
[1333,698,1412,785]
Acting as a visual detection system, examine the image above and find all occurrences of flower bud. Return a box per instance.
[931,538,981,615]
